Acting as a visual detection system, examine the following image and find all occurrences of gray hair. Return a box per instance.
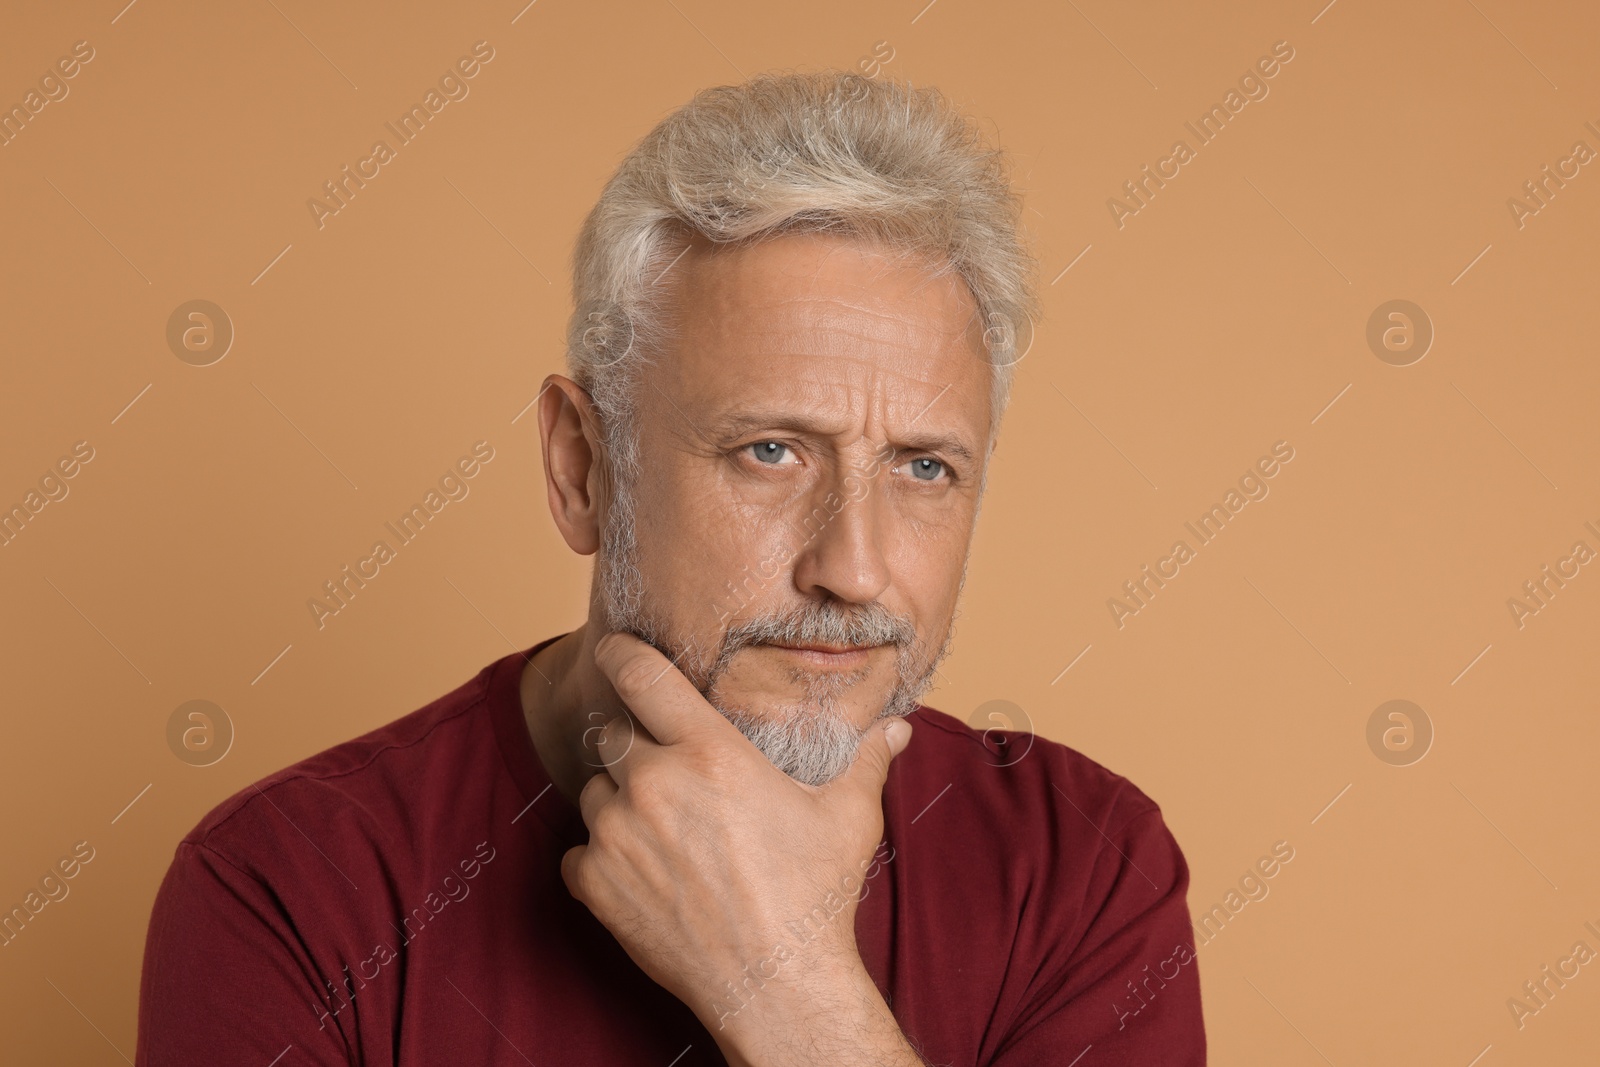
[563,69,1041,477]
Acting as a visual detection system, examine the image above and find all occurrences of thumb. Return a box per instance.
[840,716,912,792]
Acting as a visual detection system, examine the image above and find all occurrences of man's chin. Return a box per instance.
[706,687,888,736]
[713,700,869,786]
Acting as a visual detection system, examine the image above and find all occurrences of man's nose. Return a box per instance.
[789,477,892,605]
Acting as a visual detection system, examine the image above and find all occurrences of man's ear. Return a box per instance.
[538,374,607,556]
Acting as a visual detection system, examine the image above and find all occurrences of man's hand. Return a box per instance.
[560,631,924,1067]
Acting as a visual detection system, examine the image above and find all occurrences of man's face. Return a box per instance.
[598,231,994,783]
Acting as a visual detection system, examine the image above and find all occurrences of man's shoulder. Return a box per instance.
[904,704,1167,837]
[178,657,504,868]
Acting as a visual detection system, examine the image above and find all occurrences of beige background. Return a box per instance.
[3,0,1598,1062]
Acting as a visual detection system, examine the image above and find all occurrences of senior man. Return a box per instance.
[138,71,1205,1065]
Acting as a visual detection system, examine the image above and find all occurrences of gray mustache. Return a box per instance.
[722,601,916,652]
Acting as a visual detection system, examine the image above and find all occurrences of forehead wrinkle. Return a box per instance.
[720,295,959,362]
[703,358,960,427]
[676,241,982,375]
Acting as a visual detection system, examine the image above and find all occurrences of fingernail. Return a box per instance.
[884,718,911,752]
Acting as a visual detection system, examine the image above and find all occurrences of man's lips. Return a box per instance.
[761,641,885,667]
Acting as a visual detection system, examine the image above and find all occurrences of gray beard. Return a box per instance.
[597,461,951,786]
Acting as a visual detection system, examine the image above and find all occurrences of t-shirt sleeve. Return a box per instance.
[988,806,1206,1066]
[137,839,352,1066]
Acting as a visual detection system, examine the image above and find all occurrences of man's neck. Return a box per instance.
[517,624,626,807]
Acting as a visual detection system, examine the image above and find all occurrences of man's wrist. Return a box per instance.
[704,950,925,1067]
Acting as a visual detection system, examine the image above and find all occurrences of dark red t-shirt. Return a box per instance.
[137,639,1205,1065]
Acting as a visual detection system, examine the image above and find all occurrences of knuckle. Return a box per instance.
[589,797,624,840]
[560,848,588,897]
[625,763,674,817]
[579,770,610,806]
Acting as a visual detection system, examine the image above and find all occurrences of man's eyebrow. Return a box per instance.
[706,410,978,464]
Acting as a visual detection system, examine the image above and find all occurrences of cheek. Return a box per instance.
[629,476,796,619]
[885,493,975,574]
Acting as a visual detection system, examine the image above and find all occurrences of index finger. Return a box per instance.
[594,631,741,748]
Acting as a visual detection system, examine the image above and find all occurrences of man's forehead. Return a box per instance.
[700,298,974,364]
[654,232,992,426]
[676,232,980,346]
[695,355,948,420]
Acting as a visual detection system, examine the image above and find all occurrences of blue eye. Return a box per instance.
[909,458,944,481]
[750,442,790,464]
